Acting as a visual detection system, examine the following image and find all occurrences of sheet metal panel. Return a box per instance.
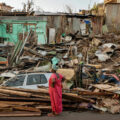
[106,4,120,32]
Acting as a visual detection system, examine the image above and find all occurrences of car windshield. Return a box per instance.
[5,75,25,87]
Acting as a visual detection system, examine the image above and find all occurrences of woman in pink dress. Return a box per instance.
[48,65,63,117]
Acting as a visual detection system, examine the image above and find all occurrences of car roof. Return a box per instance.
[17,73,52,76]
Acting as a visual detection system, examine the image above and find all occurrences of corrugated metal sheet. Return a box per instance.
[104,0,120,4]
[106,4,120,32]
[104,0,117,4]
[0,16,47,21]
[92,16,103,35]
[73,18,80,33]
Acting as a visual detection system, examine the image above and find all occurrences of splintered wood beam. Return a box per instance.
[0,101,39,106]
[78,91,113,96]
[13,106,41,112]
[0,112,41,117]
[0,103,11,108]
[36,106,52,110]
[63,93,95,103]
[0,96,50,102]
[0,88,32,97]
[24,47,42,57]
[0,93,10,97]
[1,87,49,95]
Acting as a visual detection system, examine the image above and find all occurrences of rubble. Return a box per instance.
[0,0,120,117]
[95,43,118,62]
[0,86,94,116]
[0,32,120,116]
[0,84,120,116]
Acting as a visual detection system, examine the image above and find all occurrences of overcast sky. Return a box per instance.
[0,0,104,12]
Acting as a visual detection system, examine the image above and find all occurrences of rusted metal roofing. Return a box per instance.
[0,11,29,16]
[34,11,94,18]
[104,0,120,4]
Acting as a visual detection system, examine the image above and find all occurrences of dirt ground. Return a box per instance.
[0,111,120,120]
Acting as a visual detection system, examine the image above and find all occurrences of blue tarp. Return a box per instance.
[84,20,91,24]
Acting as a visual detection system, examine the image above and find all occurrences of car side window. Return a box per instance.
[27,74,41,85]
[27,74,47,85]
[40,74,47,84]
[5,75,25,87]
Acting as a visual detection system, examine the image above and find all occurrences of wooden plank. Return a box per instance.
[24,47,42,57]
[1,87,49,95]
[36,106,52,110]
[78,91,113,96]
[63,93,95,103]
[0,101,39,106]
[63,104,88,109]
[0,108,13,112]
[0,103,12,108]
[0,93,10,97]
[0,96,50,102]
[0,87,51,99]
[13,106,41,112]
[57,69,75,80]
[0,112,41,117]
[31,94,50,99]
[73,88,113,96]
[92,84,120,94]
[0,88,32,97]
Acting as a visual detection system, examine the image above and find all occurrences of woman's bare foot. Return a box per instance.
[47,113,55,117]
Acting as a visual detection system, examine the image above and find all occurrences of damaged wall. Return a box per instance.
[45,15,91,43]
[46,15,74,43]
[0,16,47,45]
[0,15,92,44]
[35,13,92,43]
[91,16,104,35]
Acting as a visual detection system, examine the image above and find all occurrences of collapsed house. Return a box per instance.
[0,3,13,12]
[0,0,120,117]
[0,13,92,45]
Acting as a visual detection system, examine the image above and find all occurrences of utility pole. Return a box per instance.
[88,0,92,10]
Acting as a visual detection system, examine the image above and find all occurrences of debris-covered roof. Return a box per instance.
[0,3,13,9]
[0,11,28,16]
[34,11,94,18]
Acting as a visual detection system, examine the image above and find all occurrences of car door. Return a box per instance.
[24,74,48,89]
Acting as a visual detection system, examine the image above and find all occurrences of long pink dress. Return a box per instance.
[49,73,63,114]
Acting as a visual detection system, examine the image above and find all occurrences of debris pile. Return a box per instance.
[0,85,120,116]
[0,44,14,67]
[0,33,120,74]
[0,86,93,116]
[0,33,120,116]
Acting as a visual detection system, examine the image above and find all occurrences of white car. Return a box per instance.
[2,73,52,89]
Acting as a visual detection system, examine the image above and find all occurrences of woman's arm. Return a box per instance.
[51,78,55,88]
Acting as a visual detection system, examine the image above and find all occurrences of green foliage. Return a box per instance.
[116,69,120,74]
[91,2,98,12]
